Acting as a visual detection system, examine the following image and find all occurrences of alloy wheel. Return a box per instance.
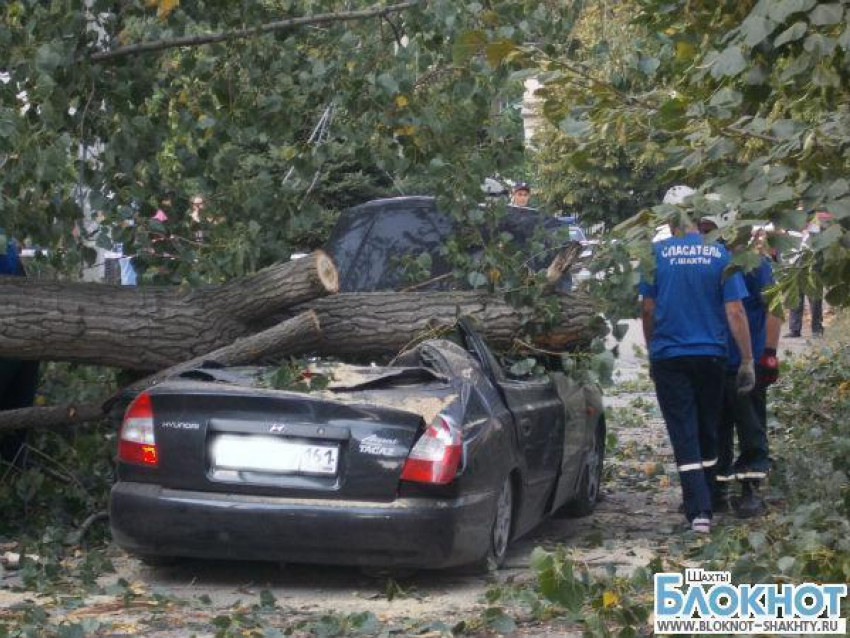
[492,477,513,561]
[586,427,602,504]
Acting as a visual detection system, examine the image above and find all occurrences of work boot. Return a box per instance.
[735,481,766,519]
[712,484,731,513]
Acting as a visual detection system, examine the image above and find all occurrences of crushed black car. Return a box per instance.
[110,197,604,570]
[110,320,604,570]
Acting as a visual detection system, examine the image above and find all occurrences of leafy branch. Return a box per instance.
[88,0,424,63]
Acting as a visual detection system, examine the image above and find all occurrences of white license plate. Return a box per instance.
[210,435,339,475]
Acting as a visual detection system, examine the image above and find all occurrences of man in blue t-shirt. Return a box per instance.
[639,187,755,534]
[703,220,781,518]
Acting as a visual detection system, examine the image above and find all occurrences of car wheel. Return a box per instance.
[563,417,605,518]
[484,475,514,570]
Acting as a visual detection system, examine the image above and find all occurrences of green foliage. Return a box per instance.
[560,336,616,386]
[263,359,330,393]
[490,0,850,309]
[1,0,574,283]
[483,547,657,637]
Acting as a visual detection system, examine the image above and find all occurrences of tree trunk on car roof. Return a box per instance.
[0,312,324,432]
[109,311,322,407]
[301,290,601,356]
[0,252,338,370]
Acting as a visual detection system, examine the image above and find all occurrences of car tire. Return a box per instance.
[479,475,515,572]
[562,417,605,518]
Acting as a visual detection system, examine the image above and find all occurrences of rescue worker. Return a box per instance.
[700,214,781,517]
[639,186,755,533]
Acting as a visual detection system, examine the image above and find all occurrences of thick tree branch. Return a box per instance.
[0,403,106,434]
[89,1,423,63]
[107,310,322,409]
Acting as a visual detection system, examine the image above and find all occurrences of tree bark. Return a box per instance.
[0,252,337,370]
[0,402,106,434]
[0,313,322,432]
[303,290,600,356]
[207,252,337,322]
[112,311,321,404]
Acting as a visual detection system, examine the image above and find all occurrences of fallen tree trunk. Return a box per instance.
[0,252,337,370]
[0,312,323,431]
[0,289,600,431]
[303,290,601,356]
[0,402,106,433]
[110,311,322,405]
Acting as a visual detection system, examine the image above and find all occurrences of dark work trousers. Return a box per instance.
[788,294,823,334]
[0,358,40,464]
[717,374,770,482]
[651,356,726,521]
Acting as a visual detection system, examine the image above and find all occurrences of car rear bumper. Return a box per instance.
[110,481,496,569]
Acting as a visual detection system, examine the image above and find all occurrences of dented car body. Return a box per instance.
[110,324,605,569]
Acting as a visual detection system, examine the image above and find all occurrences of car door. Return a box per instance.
[496,376,564,493]
[456,321,563,510]
[547,372,590,511]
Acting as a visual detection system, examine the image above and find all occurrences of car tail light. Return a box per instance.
[118,392,158,467]
[400,415,461,485]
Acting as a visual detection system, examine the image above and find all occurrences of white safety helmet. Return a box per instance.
[699,209,737,230]
[662,185,696,205]
[700,193,737,230]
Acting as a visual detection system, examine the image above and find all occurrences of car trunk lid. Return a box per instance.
[132,365,457,502]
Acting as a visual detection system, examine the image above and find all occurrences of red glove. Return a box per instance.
[757,348,779,386]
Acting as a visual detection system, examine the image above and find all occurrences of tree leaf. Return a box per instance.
[779,52,812,80]
[156,0,180,21]
[35,43,62,74]
[776,556,796,573]
[376,73,399,95]
[485,39,515,67]
[827,198,850,219]
[452,30,487,64]
[740,16,776,48]
[483,607,517,634]
[810,224,842,251]
[838,25,850,52]
[809,3,844,25]
[603,590,620,608]
[559,116,592,138]
[769,119,799,139]
[710,46,747,79]
[638,56,660,76]
[767,0,816,24]
[709,88,743,109]
[774,22,808,47]
[748,531,766,550]
[467,271,487,288]
[827,179,849,199]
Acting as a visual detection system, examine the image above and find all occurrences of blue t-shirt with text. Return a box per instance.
[726,257,774,369]
[639,233,747,361]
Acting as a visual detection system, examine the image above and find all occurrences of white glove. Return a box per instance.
[737,359,756,394]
